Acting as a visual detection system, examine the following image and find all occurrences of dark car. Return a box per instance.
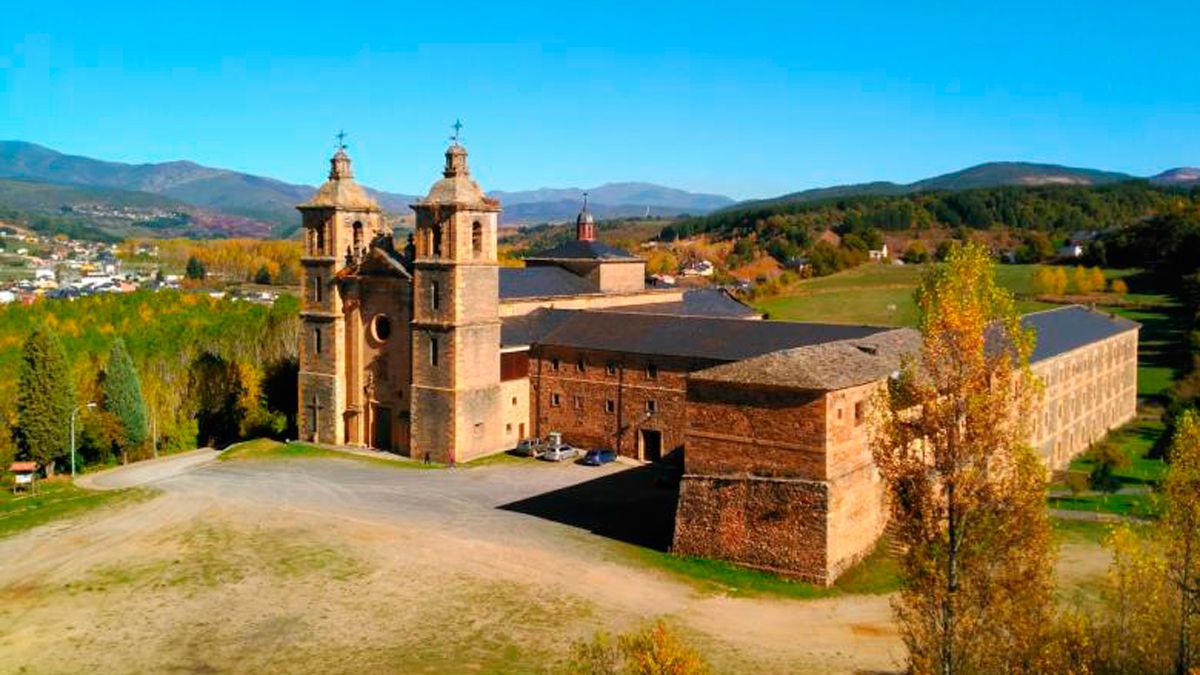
[582,448,617,466]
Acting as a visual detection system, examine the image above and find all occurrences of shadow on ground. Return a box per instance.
[498,464,680,551]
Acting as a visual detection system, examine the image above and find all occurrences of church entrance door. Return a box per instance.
[373,406,392,451]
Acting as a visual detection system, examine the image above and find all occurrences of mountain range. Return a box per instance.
[733,161,1199,211]
[0,141,734,238]
[0,141,1195,240]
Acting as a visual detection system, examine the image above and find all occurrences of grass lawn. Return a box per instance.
[620,536,900,600]
[0,478,154,539]
[219,439,444,470]
[1051,517,1115,547]
[755,263,1057,326]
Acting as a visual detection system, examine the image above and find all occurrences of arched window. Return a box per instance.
[314,327,323,355]
[316,223,326,254]
[472,221,483,257]
[313,277,322,303]
[352,221,363,251]
[432,224,443,258]
[429,335,439,366]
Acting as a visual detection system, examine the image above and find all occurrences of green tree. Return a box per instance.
[901,240,930,264]
[254,264,272,285]
[15,326,75,475]
[185,255,206,280]
[1088,441,1129,499]
[101,338,147,461]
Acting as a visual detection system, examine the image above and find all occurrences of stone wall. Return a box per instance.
[499,288,683,318]
[530,348,717,459]
[673,379,886,585]
[1031,329,1139,470]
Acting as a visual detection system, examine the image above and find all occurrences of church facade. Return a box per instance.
[297,139,1140,583]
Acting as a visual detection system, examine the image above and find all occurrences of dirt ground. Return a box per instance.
[0,454,1111,674]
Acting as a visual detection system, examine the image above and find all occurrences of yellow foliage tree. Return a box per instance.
[1165,409,1200,673]
[1110,278,1129,295]
[873,243,1054,674]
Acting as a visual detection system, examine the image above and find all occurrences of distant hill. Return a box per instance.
[490,182,734,223]
[0,141,734,237]
[736,162,1141,211]
[0,141,421,232]
[1151,167,1200,187]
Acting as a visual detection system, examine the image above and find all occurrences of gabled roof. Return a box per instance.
[593,289,760,319]
[690,328,921,391]
[525,239,640,262]
[1023,305,1139,363]
[338,244,412,280]
[531,311,890,361]
[499,266,594,299]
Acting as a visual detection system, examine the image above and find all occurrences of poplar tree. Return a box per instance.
[1164,408,1200,674]
[872,243,1055,674]
[102,338,148,458]
[15,326,75,475]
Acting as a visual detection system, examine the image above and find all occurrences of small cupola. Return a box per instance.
[576,192,596,242]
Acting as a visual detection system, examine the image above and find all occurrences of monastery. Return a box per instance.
[297,138,1140,584]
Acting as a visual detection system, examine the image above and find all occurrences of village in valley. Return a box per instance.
[3,3,1200,674]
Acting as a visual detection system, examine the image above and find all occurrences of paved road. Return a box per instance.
[76,448,221,490]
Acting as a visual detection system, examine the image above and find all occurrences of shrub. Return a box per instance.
[567,620,708,675]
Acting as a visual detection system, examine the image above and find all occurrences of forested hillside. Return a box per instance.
[0,292,299,471]
[674,182,1200,266]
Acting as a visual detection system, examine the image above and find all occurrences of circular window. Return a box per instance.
[371,315,392,342]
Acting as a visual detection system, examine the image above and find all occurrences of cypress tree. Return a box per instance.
[15,326,75,475]
[186,256,206,280]
[102,338,148,456]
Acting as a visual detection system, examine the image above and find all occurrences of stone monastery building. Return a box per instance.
[297,141,1140,584]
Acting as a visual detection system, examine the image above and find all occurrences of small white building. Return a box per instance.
[868,243,889,262]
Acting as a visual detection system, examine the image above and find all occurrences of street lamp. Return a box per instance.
[70,402,96,479]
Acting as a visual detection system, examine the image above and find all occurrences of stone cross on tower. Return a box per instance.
[450,119,463,145]
[336,129,348,150]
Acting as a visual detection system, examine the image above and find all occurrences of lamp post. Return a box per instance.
[70,402,96,479]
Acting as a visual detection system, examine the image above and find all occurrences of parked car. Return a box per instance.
[582,448,617,466]
[539,444,579,462]
[514,438,544,457]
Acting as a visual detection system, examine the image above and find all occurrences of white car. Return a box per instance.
[539,444,579,462]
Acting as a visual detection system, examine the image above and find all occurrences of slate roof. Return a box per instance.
[499,267,595,299]
[525,239,640,261]
[690,328,921,391]
[1024,305,1140,363]
[529,311,890,361]
[593,289,761,319]
[501,308,576,347]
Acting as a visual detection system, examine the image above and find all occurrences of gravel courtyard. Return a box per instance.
[0,451,911,673]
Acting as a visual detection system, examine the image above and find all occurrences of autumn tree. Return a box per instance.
[15,326,75,475]
[1164,408,1200,673]
[1110,278,1129,295]
[102,338,148,462]
[872,242,1054,674]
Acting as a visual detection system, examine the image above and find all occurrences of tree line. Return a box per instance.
[0,291,299,472]
[121,238,302,286]
[668,182,1199,277]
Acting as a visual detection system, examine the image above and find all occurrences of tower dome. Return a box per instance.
[575,193,595,242]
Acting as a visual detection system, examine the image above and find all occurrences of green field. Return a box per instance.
[0,479,153,539]
[756,263,1059,326]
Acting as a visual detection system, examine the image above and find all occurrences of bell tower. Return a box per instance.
[409,133,504,463]
[296,140,385,445]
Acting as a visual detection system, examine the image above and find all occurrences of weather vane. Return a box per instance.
[336,129,348,150]
[450,119,463,145]
[582,191,589,209]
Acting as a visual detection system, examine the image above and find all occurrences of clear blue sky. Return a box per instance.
[3,1,1198,200]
